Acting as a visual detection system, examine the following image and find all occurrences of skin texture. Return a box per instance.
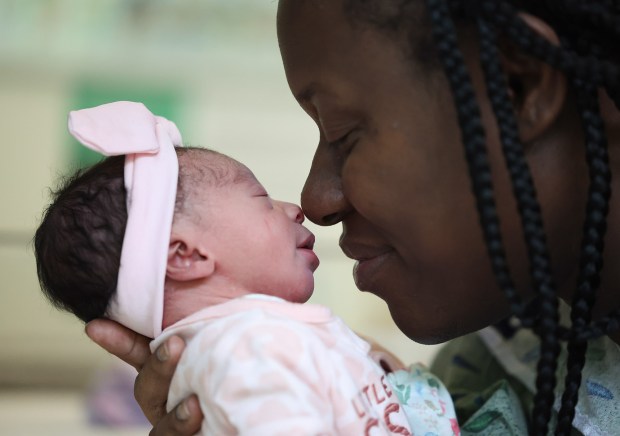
[89,153,320,434]
[88,1,620,432]
[163,154,319,328]
[277,0,590,343]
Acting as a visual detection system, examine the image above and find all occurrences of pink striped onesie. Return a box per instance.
[151,294,459,435]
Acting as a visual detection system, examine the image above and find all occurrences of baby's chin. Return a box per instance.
[274,282,314,304]
[296,289,314,304]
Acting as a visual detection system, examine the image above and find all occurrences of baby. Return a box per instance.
[34,101,459,435]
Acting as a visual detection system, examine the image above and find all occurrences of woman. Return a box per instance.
[87,1,620,434]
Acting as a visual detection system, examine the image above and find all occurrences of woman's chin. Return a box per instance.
[387,304,475,345]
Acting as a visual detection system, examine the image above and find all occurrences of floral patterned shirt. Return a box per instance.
[432,314,620,435]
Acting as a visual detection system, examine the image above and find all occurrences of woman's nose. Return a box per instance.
[301,145,350,226]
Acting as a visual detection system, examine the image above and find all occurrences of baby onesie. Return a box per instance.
[151,295,458,435]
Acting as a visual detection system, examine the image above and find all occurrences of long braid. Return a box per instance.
[575,309,620,341]
[423,0,528,326]
[553,15,610,433]
[428,0,619,433]
[476,16,561,434]
[556,80,611,434]
[473,3,616,433]
[346,0,620,433]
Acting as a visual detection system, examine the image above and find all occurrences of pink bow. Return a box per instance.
[68,101,182,338]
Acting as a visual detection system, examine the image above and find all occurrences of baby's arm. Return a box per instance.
[186,319,335,435]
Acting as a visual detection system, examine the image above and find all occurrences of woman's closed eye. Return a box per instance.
[320,112,361,153]
[326,129,359,155]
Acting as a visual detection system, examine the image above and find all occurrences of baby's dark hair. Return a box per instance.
[34,147,237,325]
[345,0,619,434]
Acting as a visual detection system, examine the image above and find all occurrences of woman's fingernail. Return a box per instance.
[156,343,169,362]
[175,400,191,421]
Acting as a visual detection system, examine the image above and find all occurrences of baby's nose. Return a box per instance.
[279,201,304,223]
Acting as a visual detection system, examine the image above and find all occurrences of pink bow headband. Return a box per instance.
[68,101,182,338]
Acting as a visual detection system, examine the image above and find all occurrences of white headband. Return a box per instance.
[68,101,181,338]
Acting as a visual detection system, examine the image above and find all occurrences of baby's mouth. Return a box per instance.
[298,234,315,250]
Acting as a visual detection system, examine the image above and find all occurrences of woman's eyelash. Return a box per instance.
[327,130,358,152]
[327,136,347,148]
[327,130,352,147]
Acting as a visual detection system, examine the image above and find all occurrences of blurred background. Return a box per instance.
[0,0,441,434]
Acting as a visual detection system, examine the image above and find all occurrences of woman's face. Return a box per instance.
[277,0,586,343]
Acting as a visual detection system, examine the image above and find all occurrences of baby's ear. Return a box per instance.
[167,240,214,281]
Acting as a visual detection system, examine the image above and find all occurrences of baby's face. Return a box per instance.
[189,159,320,302]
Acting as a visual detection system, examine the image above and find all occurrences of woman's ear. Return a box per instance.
[167,239,215,282]
[499,13,567,143]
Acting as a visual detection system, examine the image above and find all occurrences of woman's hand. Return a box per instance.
[85,319,203,435]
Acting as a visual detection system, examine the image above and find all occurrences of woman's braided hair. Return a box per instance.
[346,0,619,434]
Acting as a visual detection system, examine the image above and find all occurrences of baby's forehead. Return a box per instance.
[179,148,260,189]
[231,163,260,185]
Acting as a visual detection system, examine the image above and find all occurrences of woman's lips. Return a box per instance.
[352,251,394,291]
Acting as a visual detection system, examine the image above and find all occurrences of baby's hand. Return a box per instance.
[85,319,203,435]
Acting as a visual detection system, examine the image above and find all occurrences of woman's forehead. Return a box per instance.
[277,0,351,56]
[278,1,367,98]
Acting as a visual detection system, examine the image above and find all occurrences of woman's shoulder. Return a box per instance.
[431,330,533,429]
[432,324,620,435]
